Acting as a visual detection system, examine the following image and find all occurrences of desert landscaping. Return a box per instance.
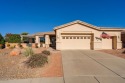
[0,47,63,80]
[98,48,125,59]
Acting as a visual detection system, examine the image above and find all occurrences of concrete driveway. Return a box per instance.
[61,50,125,83]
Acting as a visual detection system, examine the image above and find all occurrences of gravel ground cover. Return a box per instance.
[0,48,63,80]
[98,48,125,59]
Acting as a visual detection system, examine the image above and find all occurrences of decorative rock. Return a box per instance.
[10,48,21,56]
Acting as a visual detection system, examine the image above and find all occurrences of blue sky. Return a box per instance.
[0,0,125,36]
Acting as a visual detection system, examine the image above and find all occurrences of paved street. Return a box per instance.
[62,50,125,83]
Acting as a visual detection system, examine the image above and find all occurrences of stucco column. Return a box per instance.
[45,35,50,48]
[20,35,23,42]
[56,32,61,50]
[35,36,40,47]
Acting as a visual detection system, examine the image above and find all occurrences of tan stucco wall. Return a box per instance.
[56,23,122,50]
[102,31,122,49]
[101,39,112,49]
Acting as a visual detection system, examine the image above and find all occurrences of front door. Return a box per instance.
[112,36,117,49]
[50,36,56,48]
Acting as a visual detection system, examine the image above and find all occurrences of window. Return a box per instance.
[86,37,88,39]
[66,37,69,39]
[80,37,83,39]
[62,37,65,39]
[88,37,90,39]
[77,37,79,39]
[84,37,86,39]
[70,37,72,39]
[73,37,76,39]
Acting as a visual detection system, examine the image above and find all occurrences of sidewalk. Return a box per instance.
[0,77,64,83]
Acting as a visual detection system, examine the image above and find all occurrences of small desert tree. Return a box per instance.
[5,33,21,43]
[21,32,29,35]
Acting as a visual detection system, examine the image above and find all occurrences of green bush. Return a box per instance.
[42,50,50,56]
[23,47,34,57]
[7,43,10,47]
[17,43,23,49]
[20,45,23,49]
[0,34,5,44]
[26,53,48,68]
[0,33,5,49]
[5,33,21,43]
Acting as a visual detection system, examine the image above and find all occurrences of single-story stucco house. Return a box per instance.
[23,20,125,50]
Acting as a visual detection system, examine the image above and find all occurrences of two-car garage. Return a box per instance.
[60,33,92,50]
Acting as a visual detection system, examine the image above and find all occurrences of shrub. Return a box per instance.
[17,43,23,48]
[26,53,48,68]
[0,33,5,49]
[20,45,23,49]
[23,47,34,57]
[7,43,10,47]
[5,33,21,43]
[42,50,50,56]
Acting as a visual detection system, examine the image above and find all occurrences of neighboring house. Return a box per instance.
[23,20,125,50]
